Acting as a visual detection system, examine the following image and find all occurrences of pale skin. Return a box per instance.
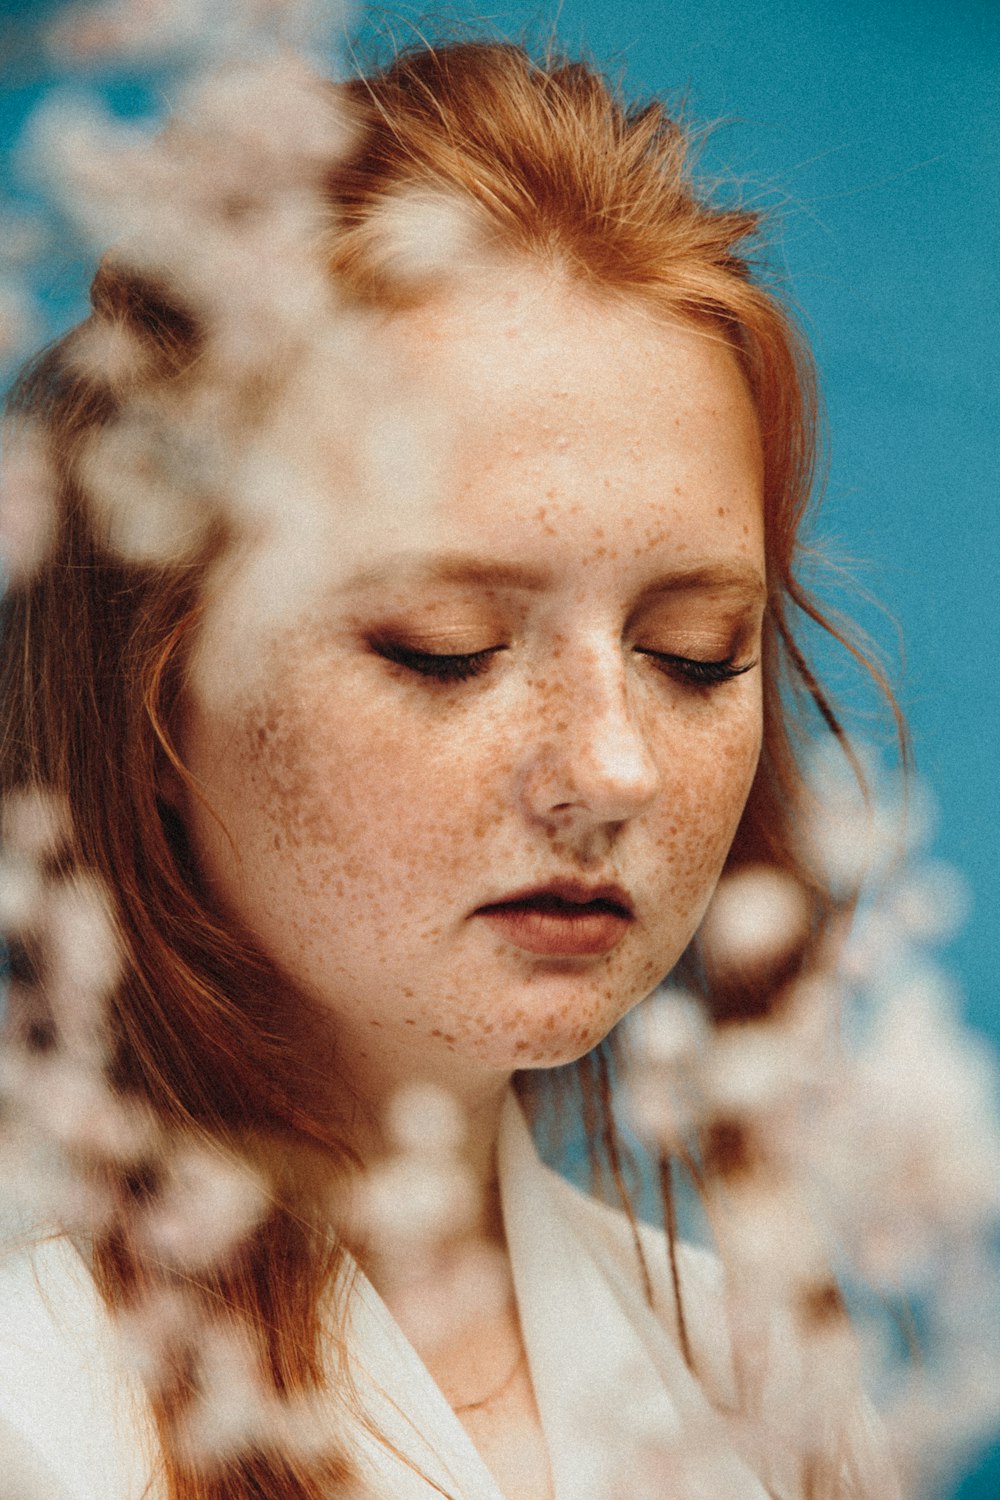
[178,266,767,1498]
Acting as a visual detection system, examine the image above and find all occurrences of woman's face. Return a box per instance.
[180,268,766,1106]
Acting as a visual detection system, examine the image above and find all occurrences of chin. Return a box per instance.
[469,994,637,1073]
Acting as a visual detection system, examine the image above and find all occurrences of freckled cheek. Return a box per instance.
[650,702,762,892]
[237,701,508,898]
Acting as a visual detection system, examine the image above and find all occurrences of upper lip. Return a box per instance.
[476,879,634,917]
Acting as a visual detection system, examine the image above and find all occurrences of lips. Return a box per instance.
[474,880,634,957]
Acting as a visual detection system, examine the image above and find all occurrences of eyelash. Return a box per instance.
[373,642,503,682]
[638,651,756,687]
[374,641,755,688]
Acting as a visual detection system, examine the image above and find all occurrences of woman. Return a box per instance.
[0,39,900,1500]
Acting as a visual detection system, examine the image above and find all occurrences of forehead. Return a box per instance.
[257,264,764,563]
[383,265,759,448]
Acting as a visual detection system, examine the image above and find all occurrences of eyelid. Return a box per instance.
[371,638,507,683]
[629,601,763,656]
[380,634,502,655]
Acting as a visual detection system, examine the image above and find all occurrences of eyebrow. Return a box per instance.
[339,551,767,605]
[630,563,767,609]
[341,553,551,594]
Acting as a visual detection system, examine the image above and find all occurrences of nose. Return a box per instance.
[518,646,660,830]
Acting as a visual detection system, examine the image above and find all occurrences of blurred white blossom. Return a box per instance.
[79,403,221,563]
[134,1140,270,1272]
[48,0,346,68]
[1,788,70,862]
[363,187,487,290]
[0,424,58,586]
[699,865,810,979]
[624,752,1000,1498]
[0,281,41,370]
[386,1081,467,1158]
[1,1,997,1490]
[819,969,1000,1289]
[172,1318,343,1469]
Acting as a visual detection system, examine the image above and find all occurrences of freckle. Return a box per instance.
[404,1018,416,1026]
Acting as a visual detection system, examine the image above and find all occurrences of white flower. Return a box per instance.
[49,0,346,68]
[79,406,219,565]
[136,1141,269,1272]
[0,852,45,934]
[362,187,487,289]
[887,859,971,948]
[1,786,70,861]
[699,866,810,979]
[44,872,122,1011]
[0,423,58,587]
[355,1153,479,1257]
[6,1050,152,1161]
[799,744,937,894]
[0,280,40,371]
[173,1318,348,1469]
[386,1082,466,1158]
[631,986,707,1068]
[818,968,1000,1288]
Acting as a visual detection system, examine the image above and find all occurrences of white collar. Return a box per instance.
[343,1091,773,1500]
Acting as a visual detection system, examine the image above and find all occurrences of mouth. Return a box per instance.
[473,881,634,957]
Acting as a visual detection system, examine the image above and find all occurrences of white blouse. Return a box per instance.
[0,1094,893,1499]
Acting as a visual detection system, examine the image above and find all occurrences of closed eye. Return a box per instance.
[372,640,507,682]
[636,649,757,687]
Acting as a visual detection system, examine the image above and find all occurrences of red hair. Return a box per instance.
[0,40,900,1499]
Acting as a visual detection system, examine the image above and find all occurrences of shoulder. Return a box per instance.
[0,1228,158,1500]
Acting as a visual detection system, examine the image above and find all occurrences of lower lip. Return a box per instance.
[475,903,632,957]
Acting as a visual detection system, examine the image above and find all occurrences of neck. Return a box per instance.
[334,1068,513,1282]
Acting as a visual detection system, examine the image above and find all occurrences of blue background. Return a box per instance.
[1,0,997,1493]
